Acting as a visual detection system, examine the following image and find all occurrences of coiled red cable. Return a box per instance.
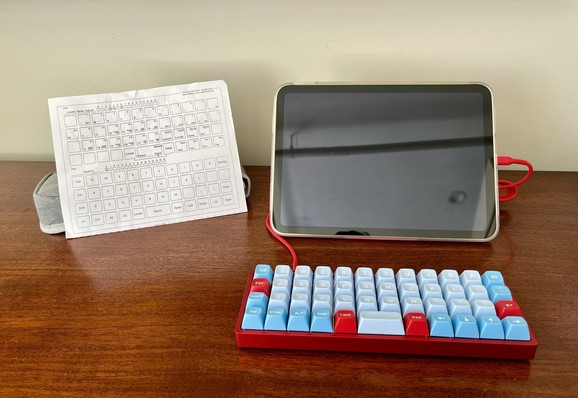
[497,156,533,202]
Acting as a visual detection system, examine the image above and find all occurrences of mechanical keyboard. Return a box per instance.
[236,264,538,359]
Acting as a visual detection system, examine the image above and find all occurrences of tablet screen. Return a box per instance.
[271,83,498,241]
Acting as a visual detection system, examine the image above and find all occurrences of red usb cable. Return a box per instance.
[266,214,299,271]
[497,156,533,202]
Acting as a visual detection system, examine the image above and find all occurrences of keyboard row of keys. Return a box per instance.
[241,265,531,341]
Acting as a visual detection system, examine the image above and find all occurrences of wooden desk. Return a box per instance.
[0,161,576,397]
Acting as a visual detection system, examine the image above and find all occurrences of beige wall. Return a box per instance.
[1,1,577,170]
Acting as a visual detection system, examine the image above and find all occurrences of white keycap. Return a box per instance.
[460,270,482,288]
[465,284,489,301]
[356,295,378,312]
[439,269,460,287]
[357,311,405,335]
[396,268,416,285]
[292,279,311,296]
[417,269,438,287]
[471,299,497,317]
[375,268,395,285]
[378,296,401,312]
[401,297,425,316]
[334,294,355,314]
[447,298,473,317]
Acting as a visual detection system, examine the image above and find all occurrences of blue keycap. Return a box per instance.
[502,316,531,341]
[287,308,310,332]
[477,314,505,340]
[310,309,333,333]
[246,292,269,311]
[481,271,504,289]
[452,313,479,339]
[242,307,266,330]
[264,307,288,331]
[254,264,274,283]
[488,285,513,303]
[428,313,454,338]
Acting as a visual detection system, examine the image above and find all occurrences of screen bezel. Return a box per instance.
[270,83,498,242]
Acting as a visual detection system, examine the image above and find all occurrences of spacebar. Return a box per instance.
[146,204,171,218]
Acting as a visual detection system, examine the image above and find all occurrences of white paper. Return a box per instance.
[48,80,247,238]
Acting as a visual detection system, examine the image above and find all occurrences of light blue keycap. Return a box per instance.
[460,270,482,288]
[465,284,489,301]
[442,284,466,301]
[355,267,374,287]
[379,296,401,312]
[268,292,290,312]
[254,264,274,283]
[438,269,460,287]
[314,266,333,282]
[264,307,288,331]
[396,268,416,285]
[290,292,310,310]
[424,298,448,317]
[401,297,424,316]
[242,307,266,330]
[420,283,443,300]
[477,314,504,340]
[417,269,438,287]
[246,292,269,311]
[294,265,313,283]
[271,278,291,296]
[375,268,395,285]
[471,299,497,317]
[334,294,355,313]
[335,267,353,283]
[357,281,376,296]
[287,308,310,332]
[398,282,420,301]
[447,298,473,317]
[335,281,354,297]
[502,316,531,341]
[293,279,311,295]
[274,265,293,284]
[377,282,398,301]
[310,309,333,333]
[357,295,378,312]
[313,279,332,296]
[452,313,479,339]
[481,271,504,289]
[312,293,332,312]
[428,313,454,337]
[488,285,513,303]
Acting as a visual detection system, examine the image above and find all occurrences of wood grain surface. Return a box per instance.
[0,161,576,397]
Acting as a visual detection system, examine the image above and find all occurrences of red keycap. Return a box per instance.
[403,313,429,337]
[334,310,357,333]
[495,300,523,319]
[250,278,271,297]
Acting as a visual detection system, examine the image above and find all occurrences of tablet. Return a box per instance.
[270,83,498,241]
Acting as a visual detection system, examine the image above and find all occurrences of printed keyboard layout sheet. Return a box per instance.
[49,80,247,238]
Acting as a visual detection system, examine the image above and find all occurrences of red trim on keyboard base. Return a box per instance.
[235,272,538,360]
